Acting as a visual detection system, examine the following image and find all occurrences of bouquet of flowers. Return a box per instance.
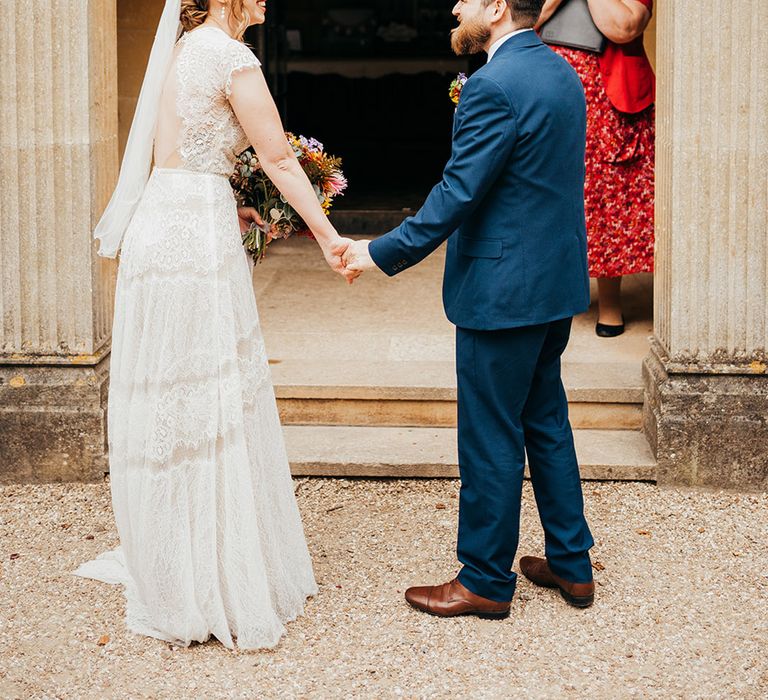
[449,72,467,106]
[230,133,348,264]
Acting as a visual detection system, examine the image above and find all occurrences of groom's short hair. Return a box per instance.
[486,0,547,26]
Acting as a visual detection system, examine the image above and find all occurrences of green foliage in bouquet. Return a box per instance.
[230,133,348,264]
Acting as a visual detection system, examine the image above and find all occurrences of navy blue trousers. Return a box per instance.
[455,317,594,602]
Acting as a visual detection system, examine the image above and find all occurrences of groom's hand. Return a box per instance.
[323,237,361,285]
[343,239,376,272]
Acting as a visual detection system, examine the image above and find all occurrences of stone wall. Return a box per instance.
[0,0,118,482]
[644,0,768,491]
[1,1,117,361]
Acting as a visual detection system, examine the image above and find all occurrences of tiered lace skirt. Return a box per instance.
[76,168,317,649]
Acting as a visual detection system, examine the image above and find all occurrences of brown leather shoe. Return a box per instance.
[404,578,511,619]
[519,556,595,608]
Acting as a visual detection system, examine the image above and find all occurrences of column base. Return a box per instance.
[643,345,768,490]
[0,358,110,483]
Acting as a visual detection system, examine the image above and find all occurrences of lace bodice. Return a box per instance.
[154,26,261,176]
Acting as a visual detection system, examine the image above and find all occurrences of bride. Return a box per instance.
[75,0,357,650]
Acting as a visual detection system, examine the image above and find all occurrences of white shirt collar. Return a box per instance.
[487,27,534,62]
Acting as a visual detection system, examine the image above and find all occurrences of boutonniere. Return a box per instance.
[449,73,468,106]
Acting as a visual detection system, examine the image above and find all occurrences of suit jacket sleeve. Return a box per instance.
[369,75,517,276]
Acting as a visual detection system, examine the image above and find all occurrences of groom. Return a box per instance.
[344,0,595,617]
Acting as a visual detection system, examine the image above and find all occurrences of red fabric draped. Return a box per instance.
[597,0,656,113]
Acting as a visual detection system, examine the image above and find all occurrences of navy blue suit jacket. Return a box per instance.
[369,32,590,330]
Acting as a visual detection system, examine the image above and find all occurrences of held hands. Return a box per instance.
[238,210,366,284]
[342,240,376,272]
[322,237,362,285]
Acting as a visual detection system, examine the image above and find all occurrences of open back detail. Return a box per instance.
[154,26,260,173]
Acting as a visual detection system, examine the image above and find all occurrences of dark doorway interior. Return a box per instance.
[248,2,478,215]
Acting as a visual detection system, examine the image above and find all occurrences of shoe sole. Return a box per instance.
[595,325,625,338]
[558,588,594,608]
[522,573,594,609]
[407,604,511,620]
[477,610,511,620]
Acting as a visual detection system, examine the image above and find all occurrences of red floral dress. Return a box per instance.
[551,46,655,278]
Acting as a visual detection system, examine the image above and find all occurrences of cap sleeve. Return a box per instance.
[222,41,261,97]
[634,0,653,11]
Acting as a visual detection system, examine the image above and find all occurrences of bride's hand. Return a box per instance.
[237,207,266,237]
[323,237,361,285]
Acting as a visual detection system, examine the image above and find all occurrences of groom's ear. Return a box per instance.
[490,0,510,21]
[486,0,513,29]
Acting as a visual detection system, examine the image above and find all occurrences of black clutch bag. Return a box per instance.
[539,0,607,54]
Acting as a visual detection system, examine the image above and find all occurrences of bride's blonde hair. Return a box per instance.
[180,0,251,40]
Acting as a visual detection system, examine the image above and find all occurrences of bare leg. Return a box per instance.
[597,277,623,325]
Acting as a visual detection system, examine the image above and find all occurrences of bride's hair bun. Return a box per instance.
[180,0,209,32]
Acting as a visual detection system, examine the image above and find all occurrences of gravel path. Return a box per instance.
[1,479,766,699]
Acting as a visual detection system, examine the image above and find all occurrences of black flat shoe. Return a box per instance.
[595,317,625,337]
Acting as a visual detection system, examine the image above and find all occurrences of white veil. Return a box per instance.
[94,0,183,258]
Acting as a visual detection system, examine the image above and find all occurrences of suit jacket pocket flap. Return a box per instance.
[458,237,503,259]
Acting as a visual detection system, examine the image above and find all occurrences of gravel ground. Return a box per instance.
[0,478,766,699]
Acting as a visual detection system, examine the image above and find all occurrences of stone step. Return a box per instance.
[284,426,657,481]
[273,360,644,430]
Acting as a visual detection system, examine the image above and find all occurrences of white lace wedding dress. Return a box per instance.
[75,26,317,650]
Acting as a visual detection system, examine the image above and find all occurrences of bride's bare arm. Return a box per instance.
[228,66,358,279]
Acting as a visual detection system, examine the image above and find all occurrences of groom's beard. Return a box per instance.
[450,17,492,56]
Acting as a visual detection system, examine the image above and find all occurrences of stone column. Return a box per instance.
[0,1,118,482]
[644,0,768,490]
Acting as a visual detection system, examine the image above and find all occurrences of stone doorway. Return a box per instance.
[229,2,658,482]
